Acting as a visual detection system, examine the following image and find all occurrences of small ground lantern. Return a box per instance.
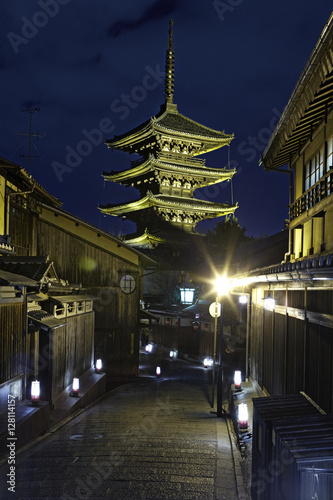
[95,359,102,373]
[72,377,80,397]
[31,380,40,405]
[234,370,242,390]
[156,366,161,377]
[238,403,249,431]
[204,358,213,368]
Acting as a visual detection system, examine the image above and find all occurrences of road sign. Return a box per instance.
[209,301,221,318]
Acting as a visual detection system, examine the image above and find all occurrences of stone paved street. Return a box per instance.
[0,352,242,499]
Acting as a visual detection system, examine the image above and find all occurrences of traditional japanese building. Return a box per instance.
[230,12,333,417]
[100,20,237,248]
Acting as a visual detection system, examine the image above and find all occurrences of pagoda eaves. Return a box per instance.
[103,154,236,191]
[100,191,237,220]
[106,102,233,157]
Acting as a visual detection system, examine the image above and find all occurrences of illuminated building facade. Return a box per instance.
[231,13,333,416]
[260,13,333,261]
[100,21,237,248]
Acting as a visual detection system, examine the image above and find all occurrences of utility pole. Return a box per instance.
[14,107,43,170]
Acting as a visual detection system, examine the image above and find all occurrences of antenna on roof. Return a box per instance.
[14,107,44,170]
[164,19,175,104]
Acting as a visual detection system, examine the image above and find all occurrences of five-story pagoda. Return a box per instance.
[100,20,237,248]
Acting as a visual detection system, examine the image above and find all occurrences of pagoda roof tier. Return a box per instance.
[106,102,234,156]
[103,154,236,187]
[99,192,237,219]
[124,230,169,247]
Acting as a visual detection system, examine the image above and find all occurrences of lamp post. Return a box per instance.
[211,297,220,409]
[210,276,230,417]
[230,291,251,381]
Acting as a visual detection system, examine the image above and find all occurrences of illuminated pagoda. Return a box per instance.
[100,20,237,248]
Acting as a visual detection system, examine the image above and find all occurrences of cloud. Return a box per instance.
[107,0,178,37]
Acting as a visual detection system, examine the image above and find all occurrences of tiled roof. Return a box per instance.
[101,192,237,215]
[107,104,233,148]
[0,156,62,207]
[103,155,236,182]
[154,111,231,139]
[28,309,66,329]
[0,256,57,282]
[260,13,333,170]
[0,269,37,286]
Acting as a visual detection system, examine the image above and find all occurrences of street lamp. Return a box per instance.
[229,291,251,381]
[179,274,195,305]
[211,275,230,417]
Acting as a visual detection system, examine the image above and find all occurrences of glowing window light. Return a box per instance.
[239,295,248,304]
[180,287,195,304]
[72,378,80,397]
[31,380,40,404]
[95,359,102,373]
[238,403,249,430]
[234,370,242,390]
[264,293,276,311]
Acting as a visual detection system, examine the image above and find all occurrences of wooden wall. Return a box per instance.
[35,218,141,376]
[37,312,95,403]
[8,205,143,376]
[0,303,25,384]
[250,288,333,414]
[36,219,141,376]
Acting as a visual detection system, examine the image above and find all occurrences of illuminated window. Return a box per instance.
[304,148,324,191]
[180,287,195,304]
[327,137,333,172]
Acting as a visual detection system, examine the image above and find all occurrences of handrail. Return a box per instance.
[290,169,333,220]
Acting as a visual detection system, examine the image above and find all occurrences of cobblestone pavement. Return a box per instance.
[0,351,243,499]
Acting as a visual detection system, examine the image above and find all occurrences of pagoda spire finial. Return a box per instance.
[164,19,175,104]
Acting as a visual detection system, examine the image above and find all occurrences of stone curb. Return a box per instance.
[226,415,250,499]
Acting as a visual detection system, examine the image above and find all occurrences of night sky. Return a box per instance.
[1,1,332,239]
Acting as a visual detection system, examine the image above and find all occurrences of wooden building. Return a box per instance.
[0,255,97,407]
[0,154,154,411]
[0,269,36,412]
[231,13,333,414]
[101,20,237,248]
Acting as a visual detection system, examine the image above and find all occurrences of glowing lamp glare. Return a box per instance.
[238,403,249,430]
[156,366,161,376]
[72,378,79,396]
[239,295,248,304]
[31,380,40,403]
[234,370,242,390]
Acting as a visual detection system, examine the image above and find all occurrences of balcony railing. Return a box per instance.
[131,155,204,168]
[290,170,333,221]
[156,152,206,166]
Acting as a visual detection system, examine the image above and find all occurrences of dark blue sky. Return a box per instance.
[1,1,332,238]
